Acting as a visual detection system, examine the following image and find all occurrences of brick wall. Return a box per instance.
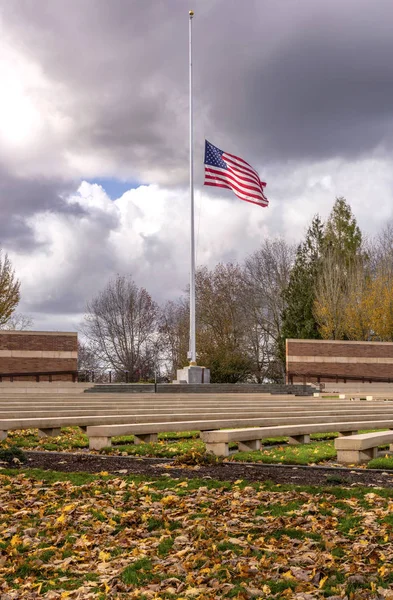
[0,331,78,382]
[286,339,393,383]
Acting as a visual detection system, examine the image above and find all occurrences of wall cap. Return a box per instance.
[0,330,77,337]
[286,339,393,346]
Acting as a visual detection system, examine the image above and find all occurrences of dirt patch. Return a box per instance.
[13,450,393,488]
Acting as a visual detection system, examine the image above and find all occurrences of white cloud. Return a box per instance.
[6,153,393,331]
[2,1,393,332]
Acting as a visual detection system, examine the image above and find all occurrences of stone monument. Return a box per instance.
[174,363,210,384]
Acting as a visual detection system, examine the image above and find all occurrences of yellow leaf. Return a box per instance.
[63,504,75,513]
[319,575,328,588]
[234,479,243,485]
[262,585,271,594]
[99,550,111,562]
[99,471,109,476]
[283,570,294,580]
[10,535,21,547]
[177,481,188,488]
[379,565,387,577]
[161,495,178,506]
[56,514,66,525]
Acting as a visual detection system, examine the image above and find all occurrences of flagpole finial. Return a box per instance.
[189,9,194,17]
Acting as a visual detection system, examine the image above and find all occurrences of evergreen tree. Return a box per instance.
[324,197,362,262]
[314,198,365,339]
[281,215,324,347]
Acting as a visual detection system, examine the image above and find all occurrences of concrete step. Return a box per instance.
[85,383,316,395]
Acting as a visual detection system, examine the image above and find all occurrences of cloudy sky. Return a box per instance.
[1,0,393,331]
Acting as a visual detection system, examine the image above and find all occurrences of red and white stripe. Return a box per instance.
[204,151,268,208]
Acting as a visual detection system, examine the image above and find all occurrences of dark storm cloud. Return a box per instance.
[216,0,393,162]
[3,0,393,327]
[0,166,83,250]
[2,0,393,179]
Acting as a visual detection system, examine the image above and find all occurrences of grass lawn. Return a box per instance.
[1,427,392,468]
[3,427,393,468]
[368,456,393,470]
[1,469,393,599]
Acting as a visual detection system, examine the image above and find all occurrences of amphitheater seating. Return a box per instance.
[0,391,393,463]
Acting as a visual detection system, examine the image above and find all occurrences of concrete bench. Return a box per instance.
[85,418,393,451]
[0,406,374,418]
[335,431,393,464]
[0,406,370,420]
[0,397,388,409]
[199,422,376,457]
[1,411,385,428]
[0,397,351,406]
[0,411,384,443]
[0,396,321,406]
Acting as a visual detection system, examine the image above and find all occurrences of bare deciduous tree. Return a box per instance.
[244,239,295,380]
[77,341,100,372]
[83,275,159,381]
[1,312,33,330]
[159,299,189,380]
[195,263,253,383]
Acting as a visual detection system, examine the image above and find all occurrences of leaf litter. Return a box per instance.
[1,472,393,598]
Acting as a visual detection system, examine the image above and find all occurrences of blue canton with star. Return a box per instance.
[204,140,228,169]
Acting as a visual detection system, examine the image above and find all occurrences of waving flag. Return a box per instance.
[204,140,268,207]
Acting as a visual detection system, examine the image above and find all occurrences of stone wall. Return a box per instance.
[0,331,78,381]
[286,339,393,383]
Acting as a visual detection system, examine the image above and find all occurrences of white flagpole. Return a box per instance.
[189,9,197,365]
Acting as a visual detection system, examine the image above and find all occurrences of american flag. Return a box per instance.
[204,140,268,208]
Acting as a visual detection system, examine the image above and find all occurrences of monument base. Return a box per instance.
[174,365,210,384]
